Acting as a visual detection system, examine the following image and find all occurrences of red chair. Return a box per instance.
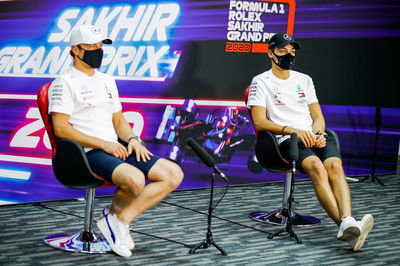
[37,82,112,253]
[244,85,322,228]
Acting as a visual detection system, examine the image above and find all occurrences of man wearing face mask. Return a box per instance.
[247,33,374,251]
[48,24,184,257]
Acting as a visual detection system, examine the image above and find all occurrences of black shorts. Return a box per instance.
[86,149,160,183]
[279,134,341,170]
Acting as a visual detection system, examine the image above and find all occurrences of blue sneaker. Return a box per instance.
[97,213,132,257]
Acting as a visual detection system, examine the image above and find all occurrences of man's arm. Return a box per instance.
[250,105,316,147]
[309,102,327,148]
[309,102,325,133]
[250,106,286,134]
[112,111,152,162]
[51,112,129,159]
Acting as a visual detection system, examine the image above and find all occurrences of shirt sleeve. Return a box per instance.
[306,75,319,104]
[246,77,267,108]
[48,78,74,115]
[110,78,122,113]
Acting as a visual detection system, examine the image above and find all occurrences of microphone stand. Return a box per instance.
[267,156,302,244]
[189,171,228,256]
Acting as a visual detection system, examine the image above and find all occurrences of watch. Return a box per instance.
[128,136,141,143]
[315,131,328,138]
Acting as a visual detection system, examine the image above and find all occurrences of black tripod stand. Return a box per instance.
[353,106,385,186]
[189,172,228,256]
[268,133,302,244]
[267,161,302,244]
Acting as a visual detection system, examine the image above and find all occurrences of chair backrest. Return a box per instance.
[325,129,340,153]
[254,131,291,172]
[52,139,106,188]
[37,82,106,188]
[37,82,58,156]
[244,85,291,172]
[244,85,250,105]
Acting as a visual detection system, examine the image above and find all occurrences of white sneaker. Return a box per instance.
[102,204,111,217]
[97,213,132,257]
[337,216,361,241]
[121,223,135,251]
[102,204,135,250]
[349,214,374,251]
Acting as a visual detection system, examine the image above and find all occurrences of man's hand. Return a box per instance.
[294,129,316,147]
[102,141,129,160]
[314,134,326,148]
[127,139,153,162]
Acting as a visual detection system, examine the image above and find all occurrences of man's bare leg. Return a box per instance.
[111,158,184,225]
[107,165,145,214]
[324,157,352,220]
[302,155,341,225]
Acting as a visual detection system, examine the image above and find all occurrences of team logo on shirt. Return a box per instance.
[49,84,64,107]
[248,82,258,100]
[272,87,284,105]
[104,83,114,107]
[79,84,95,107]
[296,84,307,103]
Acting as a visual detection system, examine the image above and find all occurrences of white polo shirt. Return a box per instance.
[48,67,122,149]
[247,69,318,143]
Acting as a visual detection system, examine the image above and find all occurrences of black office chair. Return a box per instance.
[243,86,342,227]
[249,129,339,226]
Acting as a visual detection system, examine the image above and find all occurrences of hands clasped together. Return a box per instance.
[295,130,326,148]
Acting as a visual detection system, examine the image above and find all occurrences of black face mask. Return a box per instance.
[77,47,104,68]
[272,52,295,70]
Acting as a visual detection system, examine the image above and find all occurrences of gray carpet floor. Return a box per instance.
[0,175,399,265]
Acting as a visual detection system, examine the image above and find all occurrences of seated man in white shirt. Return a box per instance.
[48,24,184,257]
[247,32,373,251]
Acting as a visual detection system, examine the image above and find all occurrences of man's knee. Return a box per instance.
[302,157,328,181]
[325,157,344,175]
[151,160,184,190]
[114,170,146,196]
[165,163,184,189]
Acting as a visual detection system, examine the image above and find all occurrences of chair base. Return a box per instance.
[249,208,321,227]
[44,230,111,253]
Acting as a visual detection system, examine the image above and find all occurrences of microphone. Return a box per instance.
[186,137,227,180]
[288,133,298,161]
